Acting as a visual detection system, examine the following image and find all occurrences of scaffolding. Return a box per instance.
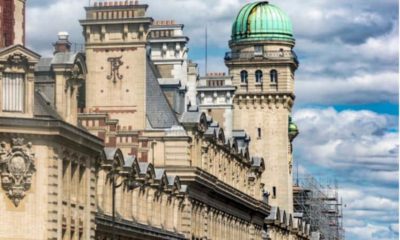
[293,175,345,240]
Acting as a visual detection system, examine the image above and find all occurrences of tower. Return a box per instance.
[226,1,299,213]
[80,1,152,129]
[0,0,26,47]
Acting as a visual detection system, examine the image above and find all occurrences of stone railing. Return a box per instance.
[224,50,298,63]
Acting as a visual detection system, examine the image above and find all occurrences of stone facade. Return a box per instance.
[0,0,25,47]
[197,73,235,139]
[0,1,312,240]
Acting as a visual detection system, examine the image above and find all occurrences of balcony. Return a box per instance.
[224,50,298,64]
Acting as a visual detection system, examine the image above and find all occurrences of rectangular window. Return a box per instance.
[254,45,263,56]
[272,186,277,198]
[257,128,262,139]
[2,73,24,112]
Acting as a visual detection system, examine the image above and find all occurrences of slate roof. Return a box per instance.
[180,110,201,124]
[51,52,78,65]
[33,90,62,120]
[35,57,53,72]
[146,60,180,129]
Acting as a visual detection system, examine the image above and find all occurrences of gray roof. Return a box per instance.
[158,78,181,86]
[103,147,119,161]
[33,90,62,120]
[167,175,177,187]
[35,57,53,72]
[180,110,201,124]
[146,60,180,129]
[51,52,78,65]
[139,162,151,175]
[124,155,136,168]
[232,130,247,138]
[251,157,264,168]
[266,206,278,221]
[35,52,79,72]
[154,168,166,180]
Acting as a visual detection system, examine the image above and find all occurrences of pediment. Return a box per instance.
[0,44,41,63]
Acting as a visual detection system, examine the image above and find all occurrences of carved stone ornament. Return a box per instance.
[0,138,36,207]
[7,53,29,66]
[107,56,124,83]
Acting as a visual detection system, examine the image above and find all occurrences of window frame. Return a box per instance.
[2,72,25,113]
[240,70,248,84]
[255,70,263,84]
[270,69,278,84]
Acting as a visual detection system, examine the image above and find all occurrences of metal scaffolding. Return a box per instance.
[293,175,345,240]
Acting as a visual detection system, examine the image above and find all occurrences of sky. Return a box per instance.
[26,0,399,239]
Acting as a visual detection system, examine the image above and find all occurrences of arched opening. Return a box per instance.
[270,69,278,83]
[255,70,263,83]
[240,70,248,84]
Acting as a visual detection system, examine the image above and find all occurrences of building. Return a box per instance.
[0,1,315,239]
[0,0,25,47]
[197,72,235,139]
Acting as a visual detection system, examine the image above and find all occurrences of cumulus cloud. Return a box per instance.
[26,0,399,105]
[293,108,398,240]
[293,108,398,169]
[24,2,398,240]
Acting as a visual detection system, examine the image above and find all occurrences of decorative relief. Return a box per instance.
[7,53,29,66]
[0,138,36,207]
[107,56,124,83]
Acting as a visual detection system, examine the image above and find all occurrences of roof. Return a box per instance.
[146,59,180,129]
[33,90,62,120]
[35,58,53,72]
[51,52,79,65]
[232,1,294,42]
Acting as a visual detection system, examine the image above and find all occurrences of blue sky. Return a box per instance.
[26,0,399,239]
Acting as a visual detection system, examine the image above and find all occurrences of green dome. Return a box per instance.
[232,1,294,42]
[288,117,299,140]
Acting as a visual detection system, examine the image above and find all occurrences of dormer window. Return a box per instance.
[2,73,24,112]
[270,69,278,84]
[254,45,263,56]
[240,70,248,84]
[255,70,263,83]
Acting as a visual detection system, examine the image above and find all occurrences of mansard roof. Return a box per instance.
[100,147,187,194]
[266,206,310,237]
[34,90,63,120]
[146,59,180,129]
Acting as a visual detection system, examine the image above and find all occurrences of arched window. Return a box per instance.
[240,70,248,84]
[270,69,278,83]
[255,70,263,83]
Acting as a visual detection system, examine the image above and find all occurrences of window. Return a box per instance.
[270,69,278,84]
[257,128,262,139]
[254,45,263,56]
[272,186,277,198]
[255,70,263,83]
[240,70,248,84]
[2,73,24,112]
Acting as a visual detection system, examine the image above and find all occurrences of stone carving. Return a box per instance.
[7,53,29,66]
[0,138,36,207]
[107,56,124,83]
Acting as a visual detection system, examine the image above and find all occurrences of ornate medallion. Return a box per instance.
[0,138,36,207]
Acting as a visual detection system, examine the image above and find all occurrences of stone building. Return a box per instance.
[0,0,311,240]
[0,0,25,47]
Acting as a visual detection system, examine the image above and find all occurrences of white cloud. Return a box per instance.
[293,108,398,169]
[294,108,398,239]
[347,224,396,240]
[26,0,398,105]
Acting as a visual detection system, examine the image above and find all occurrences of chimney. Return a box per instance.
[53,32,71,54]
